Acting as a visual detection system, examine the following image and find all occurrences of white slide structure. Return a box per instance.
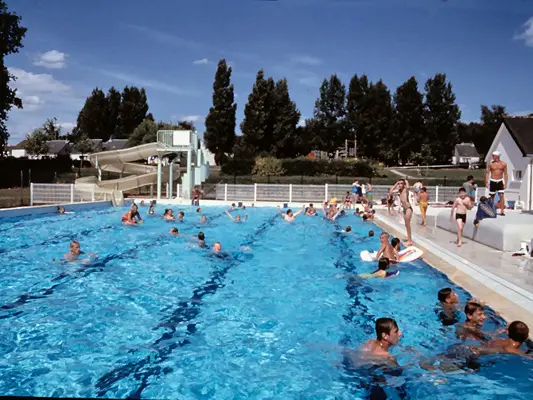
[75,143,179,205]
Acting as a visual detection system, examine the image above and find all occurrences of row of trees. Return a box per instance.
[203,59,523,166]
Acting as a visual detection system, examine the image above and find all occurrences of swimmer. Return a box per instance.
[122,203,143,225]
[360,257,399,279]
[148,201,155,215]
[437,288,485,326]
[344,191,352,209]
[376,232,397,262]
[277,205,305,222]
[343,225,352,233]
[456,302,488,341]
[64,240,93,262]
[391,237,400,259]
[170,227,180,236]
[197,232,207,248]
[200,215,207,223]
[225,210,248,222]
[477,321,531,357]
[213,241,222,254]
[361,318,402,363]
[368,230,374,237]
[177,211,185,222]
[306,203,317,216]
[140,200,145,207]
[241,205,246,210]
[230,203,237,211]
[57,206,65,214]
[196,207,202,213]
[163,209,176,220]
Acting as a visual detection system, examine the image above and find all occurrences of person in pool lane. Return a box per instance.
[64,240,93,262]
[200,215,207,223]
[277,205,305,222]
[163,209,176,220]
[177,211,185,222]
[361,318,403,363]
[360,257,400,279]
[376,232,397,262]
[456,302,492,341]
[225,210,248,222]
[197,232,207,248]
[122,203,143,225]
[148,201,155,215]
[306,203,317,216]
[477,321,531,357]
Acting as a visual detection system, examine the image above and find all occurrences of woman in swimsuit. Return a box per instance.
[417,187,429,227]
[122,203,143,225]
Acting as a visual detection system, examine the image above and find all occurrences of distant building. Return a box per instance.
[70,139,103,161]
[102,139,129,151]
[485,117,533,211]
[5,140,28,158]
[452,143,480,167]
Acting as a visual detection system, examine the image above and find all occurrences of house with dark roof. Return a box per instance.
[103,139,129,151]
[45,140,72,158]
[486,117,533,211]
[452,143,480,167]
[5,140,28,158]
[71,139,103,160]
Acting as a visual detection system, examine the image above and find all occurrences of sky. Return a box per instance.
[5,0,533,144]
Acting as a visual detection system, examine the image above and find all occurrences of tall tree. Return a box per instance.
[271,78,301,158]
[204,59,237,165]
[24,127,49,156]
[346,74,370,157]
[364,80,394,162]
[0,1,27,155]
[472,105,507,156]
[42,117,62,140]
[73,88,109,141]
[106,87,122,139]
[424,73,461,164]
[309,74,347,156]
[239,70,276,156]
[120,86,149,138]
[392,76,426,165]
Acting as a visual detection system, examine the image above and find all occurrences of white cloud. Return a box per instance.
[511,110,533,117]
[58,122,76,132]
[34,50,67,69]
[9,67,71,93]
[98,69,199,96]
[193,58,211,65]
[290,55,322,66]
[515,17,533,47]
[19,95,45,112]
[298,73,321,87]
[178,115,204,123]
[297,117,306,127]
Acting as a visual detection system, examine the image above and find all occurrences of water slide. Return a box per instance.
[75,143,179,204]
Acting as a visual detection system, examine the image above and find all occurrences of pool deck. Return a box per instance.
[374,208,533,333]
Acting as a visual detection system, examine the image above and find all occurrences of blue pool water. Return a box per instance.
[1,205,532,399]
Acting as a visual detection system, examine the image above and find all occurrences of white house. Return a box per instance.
[452,143,480,167]
[485,117,533,211]
[5,140,28,158]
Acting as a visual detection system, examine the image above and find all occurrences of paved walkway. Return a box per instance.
[374,208,533,330]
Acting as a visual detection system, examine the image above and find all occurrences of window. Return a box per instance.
[514,169,523,181]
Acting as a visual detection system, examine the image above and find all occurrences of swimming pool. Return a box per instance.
[1,205,532,399]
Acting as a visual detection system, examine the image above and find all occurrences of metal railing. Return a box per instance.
[30,183,110,205]
[213,183,487,204]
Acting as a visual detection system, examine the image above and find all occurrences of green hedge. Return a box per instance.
[221,157,376,177]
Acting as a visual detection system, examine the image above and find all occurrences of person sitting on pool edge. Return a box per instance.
[360,257,400,279]
[225,210,248,222]
[277,205,305,222]
[64,240,93,262]
[122,203,143,225]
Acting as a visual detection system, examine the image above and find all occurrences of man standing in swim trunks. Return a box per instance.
[392,179,413,246]
[450,188,473,247]
[485,151,508,216]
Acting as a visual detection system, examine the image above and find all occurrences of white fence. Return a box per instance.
[215,184,485,204]
[30,183,110,206]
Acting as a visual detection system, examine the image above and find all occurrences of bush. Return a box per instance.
[222,156,376,177]
[252,157,285,176]
[220,158,254,175]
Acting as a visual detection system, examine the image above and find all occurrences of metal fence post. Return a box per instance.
[176,184,180,199]
[91,184,95,202]
[435,186,439,203]
[30,183,34,206]
[325,183,329,201]
[289,184,293,203]
[224,184,228,202]
[254,183,258,202]
[70,184,74,203]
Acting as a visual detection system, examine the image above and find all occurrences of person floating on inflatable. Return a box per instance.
[122,203,143,225]
[360,257,400,279]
